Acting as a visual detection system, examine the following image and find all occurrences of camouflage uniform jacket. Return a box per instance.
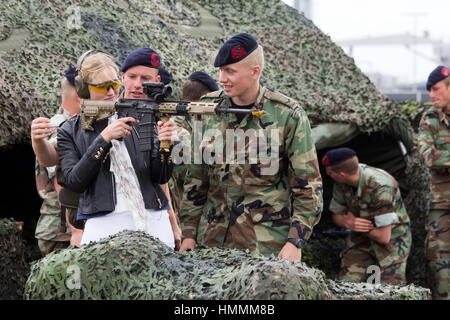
[35,107,72,241]
[178,85,323,253]
[169,116,194,215]
[330,164,411,267]
[418,106,450,209]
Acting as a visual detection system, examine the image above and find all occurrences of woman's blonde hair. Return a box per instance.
[80,52,119,83]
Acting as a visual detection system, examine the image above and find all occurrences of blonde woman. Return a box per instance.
[57,51,177,247]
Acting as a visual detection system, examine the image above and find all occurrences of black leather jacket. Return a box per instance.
[57,115,173,216]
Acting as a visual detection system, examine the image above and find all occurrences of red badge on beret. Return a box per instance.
[442,67,450,77]
[231,45,247,60]
[322,155,330,166]
[151,53,160,67]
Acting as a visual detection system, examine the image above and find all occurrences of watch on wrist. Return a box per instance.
[287,238,305,249]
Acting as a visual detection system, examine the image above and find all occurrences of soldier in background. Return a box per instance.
[170,71,219,222]
[31,68,83,256]
[178,33,323,261]
[323,147,411,285]
[418,65,450,300]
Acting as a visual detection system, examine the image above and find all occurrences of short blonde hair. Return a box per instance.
[79,52,119,83]
[444,76,450,87]
[242,45,264,73]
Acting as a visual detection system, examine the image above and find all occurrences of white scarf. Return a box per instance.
[108,114,149,232]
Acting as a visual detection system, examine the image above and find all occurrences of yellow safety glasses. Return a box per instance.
[87,79,121,93]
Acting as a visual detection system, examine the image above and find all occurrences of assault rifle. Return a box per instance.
[80,82,265,155]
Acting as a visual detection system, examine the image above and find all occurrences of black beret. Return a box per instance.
[426,65,450,91]
[158,65,172,85]
[64,67,78,87]
[322,148,356,167]
[214,33,258,67]
[188,71,219,92]
[121,48,161,73]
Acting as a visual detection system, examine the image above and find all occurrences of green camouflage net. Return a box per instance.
[0,218,30,300]
[24,230,430,300]
[0,57,42,150]
[399,100,434,132]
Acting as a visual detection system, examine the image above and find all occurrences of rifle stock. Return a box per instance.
[80,100,116,131]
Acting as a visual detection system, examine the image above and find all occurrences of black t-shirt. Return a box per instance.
[231,99,254,123]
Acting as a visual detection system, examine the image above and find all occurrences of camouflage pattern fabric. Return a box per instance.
[418,107,449,299]
[424,209,449,300]
[338,240,408,285]
[418,107,450,209]
[178,86,323,256]
[35,107,72,256]
[331,164,412,285]
[168,165,188,218]
[170,163,206,243]
[170,115,208,243]
[170,116,193,218]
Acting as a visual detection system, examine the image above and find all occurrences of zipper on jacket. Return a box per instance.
[153,182,163,209]
[156,196,162,209]
[111,173,116,206]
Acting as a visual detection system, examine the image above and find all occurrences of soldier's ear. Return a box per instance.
[252,65,261,79]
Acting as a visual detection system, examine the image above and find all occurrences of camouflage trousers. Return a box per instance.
[337,243,407,285]
[37,239,69,257]
[425,209,449,300]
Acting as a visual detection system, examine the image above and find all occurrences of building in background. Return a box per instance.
[337,33,448,102]
[283,0,450,103]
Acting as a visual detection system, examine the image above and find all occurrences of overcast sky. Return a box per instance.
[282,0,450,87]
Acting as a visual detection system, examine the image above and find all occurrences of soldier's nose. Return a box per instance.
[218,72,227,83]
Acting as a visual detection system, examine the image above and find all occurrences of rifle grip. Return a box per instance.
[159,115,172,152]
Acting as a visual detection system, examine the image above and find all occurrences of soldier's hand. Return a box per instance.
[178,238,196,252]
[345,211,373,232]
[31,117,55,141]
[101,117,137,143]
[157,120,179,143]
[278,242,302,261]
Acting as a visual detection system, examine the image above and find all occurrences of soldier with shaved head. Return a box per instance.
[177,33,323,261]
[323,148,411,285]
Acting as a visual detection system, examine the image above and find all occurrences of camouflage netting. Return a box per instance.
[1,0,415,142]
[0,57,42,150]
[399,100,434,132]
[0,218,30,300]
[0,0,431,292]
[24,230,430,300]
